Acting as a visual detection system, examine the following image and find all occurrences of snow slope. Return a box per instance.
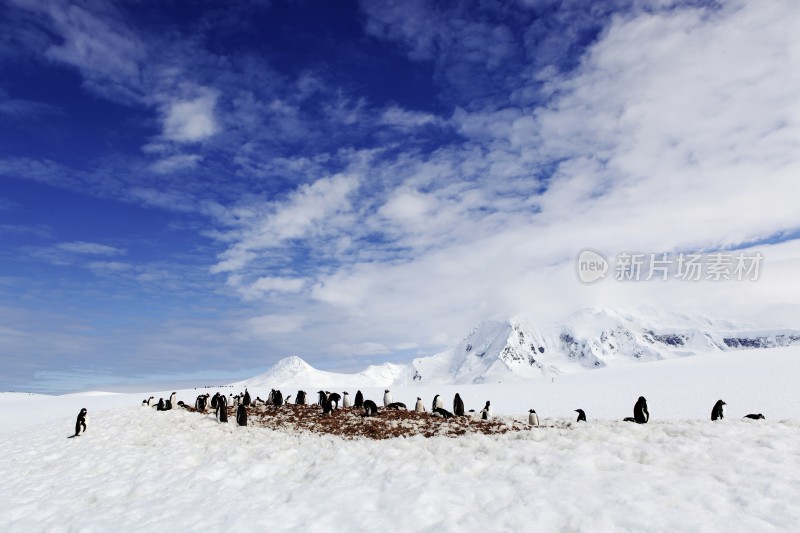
[3,347,800,531]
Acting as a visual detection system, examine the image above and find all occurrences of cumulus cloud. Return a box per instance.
[161,91,219,143]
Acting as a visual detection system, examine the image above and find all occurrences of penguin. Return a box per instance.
[432,394,443,412]
[317,390,328,406]
[414,397,426,413]
[157,398,165,411]
[142,396,154,406]
[210,393,219,410]
[169,392,177,408]
[744,413,765,420]
[216,394,228,423]
[383,389,392,408]
[243,389,251,407]
[195,395,205,410]
[296,391,306,405]
[575,409,587,422]
[633,396,649,424]
[273,390,283,407]
[321,396,333,416]
[387,402,407,410]
[284,395,292,405]
[354,390,364,409]
[363,400,378,417]
[70,408,87,438]
[177,401,190,410]
[623,417,636,422]
[711,400,726,421]
[328,393,341,409]
[453,393,465,416]
[267,389,275,405]
[528,409,539,426]
[480,401,491,420]
[432,407,454,418]
[342,392,351,408]
[236,404,247,426]
[164,399,172,411]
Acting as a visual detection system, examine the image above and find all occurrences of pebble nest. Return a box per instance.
[187,403,570,440]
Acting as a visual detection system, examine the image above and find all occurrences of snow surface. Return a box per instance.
[3,347,800,531]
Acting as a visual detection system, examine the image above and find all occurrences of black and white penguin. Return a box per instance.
[164,399,172,411]
[363,400,378,417]
[328,393,341,409]
[414,397,426,413]
[432,407,454,418]
[711,400,726,421]
[236,404,247,426]
[383,389,392,408]
[354,390,364,409]
[157,398,165,411]
[169,392,177,408]
[216,394,228,423]
[296,390,307,405]
[273,390,283,407]
[210,393,219,410]
[142,396,154,406]
[71,408,87,437]
[177,401,190,410]
[453,393,465,416]
[528,409,539,426]
[195,395,205,410]
[432,394,443,412]
[387,402,407,410]
[321,396,333,416]
[342,392,351,408]
[317,390,328,406]
[284,395,292,405]
[633,396,649,424]
[744,413,765,420]
[480,401,491,420]
[575,409,587,422]
[243,389,251,407]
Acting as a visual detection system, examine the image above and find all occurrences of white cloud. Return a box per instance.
[380,106,439,129]
[149,154,203,174]
[56,241,124,256]
[162,91,218,143]
[246,314,305,337]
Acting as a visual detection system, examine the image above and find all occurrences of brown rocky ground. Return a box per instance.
[189,403,570,440]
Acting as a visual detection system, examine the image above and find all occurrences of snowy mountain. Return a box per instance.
[239,308,800,388]
[235,355,409,389]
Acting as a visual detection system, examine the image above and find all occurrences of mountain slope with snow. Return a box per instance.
[242,309,800,388]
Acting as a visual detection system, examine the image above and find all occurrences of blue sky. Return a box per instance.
[2,0,799,393]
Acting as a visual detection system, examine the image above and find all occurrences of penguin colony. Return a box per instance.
[120,386,765,441]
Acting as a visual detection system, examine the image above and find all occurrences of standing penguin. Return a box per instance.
[711,400,726,421]
[321,396,333,416]
[273,390,283,407]
[236,404,247,426]
[414,397,426,413]
[480,401,491,420]
[342,392,351,408]
[317,390,328,406]
[633,396,649,424]
[169,392,177,408]
[453,393,465,416]
[296,390,307,405]
[142,396,154,406]
[156,398,165,411]
[216,394,228,423]
[383,390,392,408]
[70,408,87,438]
[210,393,219,410]
[575,409,587,422]
[243,389,251,407]
[528,409,540,426]
[354,390,364,409]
